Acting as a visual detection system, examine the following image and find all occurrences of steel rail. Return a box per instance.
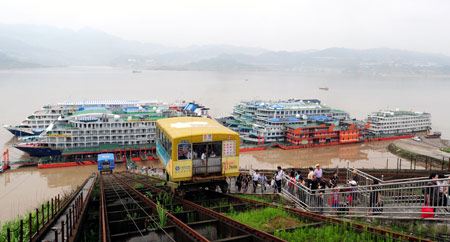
[99,174,108,242]
[105,176,149,241]
[115,172,287,242]
[111,174,211,242]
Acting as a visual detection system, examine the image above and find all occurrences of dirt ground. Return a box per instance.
[394,137,450,160]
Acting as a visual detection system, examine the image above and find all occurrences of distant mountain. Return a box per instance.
[0,51,41,69]
[1,24,450,74]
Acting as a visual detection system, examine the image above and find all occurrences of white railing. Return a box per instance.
[281,173,450,218]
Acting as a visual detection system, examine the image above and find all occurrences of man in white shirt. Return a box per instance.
[275,166,283,193]
[252,170,260,193]
[314,164,323,182]
[201,151,207,165]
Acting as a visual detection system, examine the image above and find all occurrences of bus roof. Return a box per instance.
[98,153,114,161]
[156,117,238,140]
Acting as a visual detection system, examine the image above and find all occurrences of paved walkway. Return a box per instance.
[41,173,96,242]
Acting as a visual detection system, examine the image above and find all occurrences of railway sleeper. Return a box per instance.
[107,201,149,211]
[211,234,252,242]
[109,216,160,234]
[107,207,154,221]
[110,225,177,242]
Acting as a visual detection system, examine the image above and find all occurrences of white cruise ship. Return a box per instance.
[367,110,431,135]
[225,99,350,143]
[14,102,209,157]
[4,100,161,137]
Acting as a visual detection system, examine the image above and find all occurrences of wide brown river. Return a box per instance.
[0,67,448,222]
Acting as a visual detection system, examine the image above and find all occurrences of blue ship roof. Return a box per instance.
[123,107,148,112]
[183,103,198,112]
[78,107,108,111]
[309,115,333,121]
[287,117,299,121]
[268,118,280,122]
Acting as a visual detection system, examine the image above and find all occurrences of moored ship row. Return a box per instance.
[5,97,436,169]
[4,100,162,136]
[220,99,433,150]
[10,100,209,168]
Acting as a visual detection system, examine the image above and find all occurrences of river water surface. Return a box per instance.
[0,67,449,222]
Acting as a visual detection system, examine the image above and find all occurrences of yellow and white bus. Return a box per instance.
[156,117,239,191]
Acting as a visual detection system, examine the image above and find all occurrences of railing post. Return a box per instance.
[66,214,69,239]
[7,227,10,242]
[414,158,416,170]
[20,219,23,242]
[61,220,65,242]
[54,229,58,242]
[41,204,45,225]
[36,208,39,233]
[70,208,73,236]
[47,201,50,222]
[28,213,32,241]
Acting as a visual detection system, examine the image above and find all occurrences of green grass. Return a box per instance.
[226,207,302,231]
[441,148,450,153]
[133,183,145,189]
[234,194,272,203]
[274,224,395,242]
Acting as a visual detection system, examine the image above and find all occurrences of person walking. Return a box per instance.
[329,172,339,188]
[307,167,314,187]
[260,173,268,193]
[252,170,260,193]
[314,164,323,182]
[369,180,382,215]
[243,174,250,193]
[275,166,284,193]
[236,173,243,192]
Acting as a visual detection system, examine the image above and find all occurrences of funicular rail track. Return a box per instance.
[112,172,286,242]
[101,172,285,242]
[121,172,435,242]
[100,173,210,242]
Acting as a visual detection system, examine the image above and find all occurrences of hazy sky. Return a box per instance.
[1,0,450,54]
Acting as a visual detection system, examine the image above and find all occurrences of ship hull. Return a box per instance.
[4,127,34,136]
[14,146,62,157]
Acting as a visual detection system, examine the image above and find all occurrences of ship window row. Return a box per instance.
[49,140,155,148]
[72,122,155,129]
[70,129,155,135]
[372,120,429,124]
[48,134,155,141]
[28,120,52,124]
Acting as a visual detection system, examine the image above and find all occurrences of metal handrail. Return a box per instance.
[280,172,450,218]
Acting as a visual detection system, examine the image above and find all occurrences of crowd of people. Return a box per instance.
[233,165,450,216]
